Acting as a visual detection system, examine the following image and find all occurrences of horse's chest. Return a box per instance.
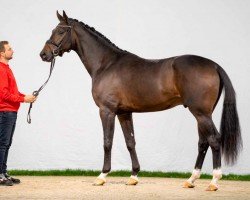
[92,83,120,108]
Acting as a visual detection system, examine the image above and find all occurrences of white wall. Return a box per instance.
[1,0,249,174]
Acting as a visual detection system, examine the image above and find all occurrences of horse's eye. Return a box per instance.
[58,29,64,35]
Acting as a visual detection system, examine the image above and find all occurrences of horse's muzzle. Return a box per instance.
[40,51,53,62]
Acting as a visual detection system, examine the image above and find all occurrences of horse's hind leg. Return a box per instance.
[118,113,140,185]
[183,134,209,188]
[184,112,222,191]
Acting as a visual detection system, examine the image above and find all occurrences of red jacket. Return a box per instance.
[0,62,25,111]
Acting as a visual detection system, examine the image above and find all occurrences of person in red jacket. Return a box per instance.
[0,41,37,186]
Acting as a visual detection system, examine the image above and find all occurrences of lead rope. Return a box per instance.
[27,58,56,124]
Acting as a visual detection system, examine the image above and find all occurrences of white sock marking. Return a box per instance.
[130,175,139,181]
[98,172,108,180]
[187,169,201,184]
[210,168,222,186]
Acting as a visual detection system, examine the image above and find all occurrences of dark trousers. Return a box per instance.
[0,111,17,174]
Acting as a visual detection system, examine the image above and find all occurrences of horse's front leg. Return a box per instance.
[118,113,140,185]
[93,108,116,186]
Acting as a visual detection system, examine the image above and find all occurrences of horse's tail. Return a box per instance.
[216,65,242,165]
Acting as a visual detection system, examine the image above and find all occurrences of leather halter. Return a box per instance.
[46,24,73,57]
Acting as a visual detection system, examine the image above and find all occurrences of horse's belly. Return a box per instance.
[118,95,182,112]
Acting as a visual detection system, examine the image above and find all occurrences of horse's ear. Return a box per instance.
[57,11,64,22]
[63,10,69,24]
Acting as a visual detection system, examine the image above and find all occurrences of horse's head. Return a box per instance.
[40,11,74,62]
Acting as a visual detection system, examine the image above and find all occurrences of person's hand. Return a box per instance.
[24,95,37,103]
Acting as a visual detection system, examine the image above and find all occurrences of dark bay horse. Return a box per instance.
[40,11,242,191]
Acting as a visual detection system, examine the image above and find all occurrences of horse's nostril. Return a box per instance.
[40,52,47,60]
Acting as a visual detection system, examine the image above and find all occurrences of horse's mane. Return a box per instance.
[69,18,126,52]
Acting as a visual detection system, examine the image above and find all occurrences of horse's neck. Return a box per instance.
[73,24,120,77]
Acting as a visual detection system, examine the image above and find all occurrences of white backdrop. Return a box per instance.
[1,0,249,174]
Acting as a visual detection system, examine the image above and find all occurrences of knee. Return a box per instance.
[103,140,112,151]
[126,141,135,151]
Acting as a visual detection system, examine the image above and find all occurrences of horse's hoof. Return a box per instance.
[93,178,106,186]
[183,181,195,188]
[206,184,218,191]
[126,177,138,185]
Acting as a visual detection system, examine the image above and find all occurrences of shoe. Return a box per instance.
[4,173,21,184]
[0,177,13,186]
